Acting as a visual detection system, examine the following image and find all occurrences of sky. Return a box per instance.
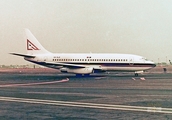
[1,0,172,65]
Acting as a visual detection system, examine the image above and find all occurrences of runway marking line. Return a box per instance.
[0,96,172,114]
[0,78,69,87]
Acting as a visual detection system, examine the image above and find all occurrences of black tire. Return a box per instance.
[135,73,138,77]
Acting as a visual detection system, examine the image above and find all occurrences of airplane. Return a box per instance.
[10,29,156,76]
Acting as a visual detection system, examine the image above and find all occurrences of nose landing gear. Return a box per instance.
[134,71,143,77]
[135,73,138,77]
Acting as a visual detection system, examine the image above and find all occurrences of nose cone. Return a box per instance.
[145,60,156,68]
[149,61,156,68]
[153,63,156,67]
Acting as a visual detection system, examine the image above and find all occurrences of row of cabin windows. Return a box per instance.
[52,59,128,62]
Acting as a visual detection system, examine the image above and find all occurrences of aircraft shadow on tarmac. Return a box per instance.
[5,73,147,81]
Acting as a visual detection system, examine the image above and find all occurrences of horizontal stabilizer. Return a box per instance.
[10,53,35,58]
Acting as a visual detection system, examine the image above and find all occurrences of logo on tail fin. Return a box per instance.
[27,39,40,50]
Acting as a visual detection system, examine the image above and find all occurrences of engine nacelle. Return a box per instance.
[60,67,93,74]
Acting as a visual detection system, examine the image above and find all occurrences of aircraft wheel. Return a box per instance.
[135,73,138,77]
[76,74,83,77]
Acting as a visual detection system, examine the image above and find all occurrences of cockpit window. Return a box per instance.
[141,57,148,61]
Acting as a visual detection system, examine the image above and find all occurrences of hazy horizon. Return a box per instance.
[1,0,172,65]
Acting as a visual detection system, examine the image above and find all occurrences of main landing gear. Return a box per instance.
[76,74,90,77]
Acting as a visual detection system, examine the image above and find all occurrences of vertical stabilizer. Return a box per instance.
[25,29,51,55]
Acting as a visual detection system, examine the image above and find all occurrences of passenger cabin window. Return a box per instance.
[52,58,128,62]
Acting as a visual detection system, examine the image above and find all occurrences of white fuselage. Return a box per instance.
[25,53,155,73]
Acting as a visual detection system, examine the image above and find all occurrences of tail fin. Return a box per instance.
[25,29,51,55]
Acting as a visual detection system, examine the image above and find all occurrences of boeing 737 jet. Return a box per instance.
[11,29,156,76]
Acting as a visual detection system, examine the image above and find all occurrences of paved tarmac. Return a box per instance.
[0,73,172,120]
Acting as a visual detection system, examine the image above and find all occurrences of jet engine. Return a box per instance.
[60,67,93,74]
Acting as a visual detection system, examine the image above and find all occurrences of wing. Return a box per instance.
[45,62,88,68]
[44,61,103,70]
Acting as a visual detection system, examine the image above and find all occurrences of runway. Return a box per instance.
[0,73,172,119]
[0,78,69,87]
[0,96,172,114]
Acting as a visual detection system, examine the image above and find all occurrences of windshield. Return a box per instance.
[141,57,148,61]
